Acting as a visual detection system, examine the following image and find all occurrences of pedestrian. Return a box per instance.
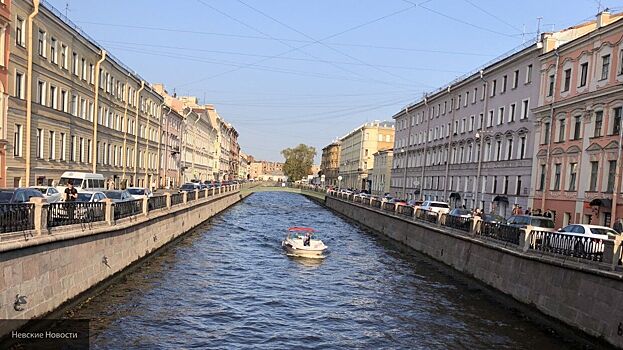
[614,219,623,233]
[64,181,78,221]
[525,207,531,215]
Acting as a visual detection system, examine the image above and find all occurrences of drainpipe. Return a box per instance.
[401,107,412,198]
[181,108,192,183]
[133,81,145,184]
[155,102,165,187]
[541,50,560,212]
[475,70,489,210]
[91,50,107,173]
[142,95,157,187]
[419,95,430,201]
[443,86,454,201]
[610,113,623,227]
[121,73,131,181]
[163,105,172,188]
[192,111,200,181]
[24,0,39,187]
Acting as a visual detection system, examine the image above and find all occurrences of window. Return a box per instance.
[89,64,95,84]
[547,74,555,97]
[601,54,610,80]
[491,79,497,97]
[512,69,519,89]
[503,176,509,194]
[506,138,513,160]
[594,111,603,137]
[481,83,486,100]
[519,136,526,159]
[469,115,474,131]
[579,62,588,87]
[48,131,55,160]
[80,98,86,119]
[589,161,599,191]
[79,137,84,162]
[70,135,75,162]
[61,44,68,69]
[526,64,533,83]
[15,17,25,46]
[539,164,546,191]
[568,163,577,191]
[72,52,79,75]
[573,116,581,140]
[563,69,571,92]
[71,94,78,116]
[37,81,46,106]
[13,124,22,157]
[495,140,502,161]
[487,110,493,127]
[608,160,617,193]
[492,176,498,193]
[37,29,46,57]
[558,118,566,142]
[516,176,522,196]
[81,58,87,80]
[543,122,550,145]
[60,133,66,161]
[50,37,57,64]
[49,85,57,109]
[60,90,67,112]
[613,107,622,135]
[88,140,92,163]
[553,163,561,190]
[472,88,477,103]
[521,99,529,119]
[36,128,43,158]
[502,75,507,93]
[620,49,623,75]
[497,107,504,125]
[14,72,24,99]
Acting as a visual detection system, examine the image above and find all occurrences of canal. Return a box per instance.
[67,192,586,349]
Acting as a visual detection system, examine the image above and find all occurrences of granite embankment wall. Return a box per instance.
[0,189,242,336]
[326,196,623,349]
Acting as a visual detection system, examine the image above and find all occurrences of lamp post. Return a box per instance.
[419,94,430,201]
[401,107,412,199]
[474,70,489,210]
[338,175,343,190]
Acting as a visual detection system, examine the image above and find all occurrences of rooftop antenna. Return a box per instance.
[536,17,543,41]
[596,0,603,13]
[522,24,526,43]
[64,1,70,17]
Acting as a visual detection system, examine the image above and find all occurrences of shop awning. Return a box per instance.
[493,196,509,204]
[449,192,461,200]
[589,198,612,208]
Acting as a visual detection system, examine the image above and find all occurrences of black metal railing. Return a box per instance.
[0,203,35,233]
[444,215,472,232]
[371,199,381,208]
[198,190,206,199]
[114,200,142,220]
[383,202,396,212]
[148,196,167,211]
[476,221,521,245]
[529,231,604,262]
[398,205,414,217]
[47,202,105,227]
[171,193,184,206]
[187,191,197,201]
[415,209,438,224]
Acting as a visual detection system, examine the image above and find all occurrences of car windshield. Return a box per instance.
[430,203,449,208]
[104,191,122,199]
[485,214,506,223]
[59,177,83,186]
[531,218,554,228]
[77,193,93,202]
[591,228,619,236]
[0,191,14,203]
[454,209,470,215]
[34,188,47,194]
[127,189,145,195]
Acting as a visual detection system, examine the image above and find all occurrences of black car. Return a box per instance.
[0,188,44,233]
[0,188,45,204]
[179,183,201,192]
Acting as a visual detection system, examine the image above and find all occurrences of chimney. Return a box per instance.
[597,10,611,28]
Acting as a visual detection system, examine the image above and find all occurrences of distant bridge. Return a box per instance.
[241,183,326,201]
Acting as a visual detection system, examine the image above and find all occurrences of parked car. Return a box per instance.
[387,198,407,205]
[449,208,472,218]
[56,171,106,194]
[480,213,507,224]
[30,186,62,203]
[0,188,45,204]
[126,187,153,200]
[103,190,133,203]
[180,183,202,192]
[420,201,450,215]
[506,215,556,233]
[558,224,619,240]
[76,191,107,203]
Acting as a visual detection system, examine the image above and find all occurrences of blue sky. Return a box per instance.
[47,0,620,162]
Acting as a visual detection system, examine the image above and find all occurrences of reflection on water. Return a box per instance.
[67,192,592,349]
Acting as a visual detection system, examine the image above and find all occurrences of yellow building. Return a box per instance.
[338,121,394,190]
[370,149,393,196]
[320,141,340,187]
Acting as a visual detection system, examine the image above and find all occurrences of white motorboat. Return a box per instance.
[282,227,327,259]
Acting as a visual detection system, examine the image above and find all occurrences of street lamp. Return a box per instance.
[474,70,489,210]
[338,175,343,190]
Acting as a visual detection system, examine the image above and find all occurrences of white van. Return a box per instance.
[56,172,106,195]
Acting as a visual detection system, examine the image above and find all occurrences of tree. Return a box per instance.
[281,144,316,181]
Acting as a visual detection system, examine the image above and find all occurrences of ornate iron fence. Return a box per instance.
[171,193,184,206]
[383,202,396,212]
[148,196,167,211]
[0,203,35,233]
[47,202,105,227]
[444,215,472,232]
[397,205,414,217]
[114,200,142,220]
[476,221,521,245]
[371,199,381,208]
[415,209,438,224]
[198,190,206,199]
[530,231,605,262]
[187,191,197,201]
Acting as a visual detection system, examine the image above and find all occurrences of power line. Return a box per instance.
[462,0,523,32]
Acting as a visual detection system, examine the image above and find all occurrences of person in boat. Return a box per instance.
[303,232,311,246]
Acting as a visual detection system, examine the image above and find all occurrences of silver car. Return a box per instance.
[30,186,62,203]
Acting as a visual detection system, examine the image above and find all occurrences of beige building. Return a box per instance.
[238,150,250,180]
[7,0,164,188]
[338,121,394,190]
[370,149,393,196]
[320,141,340,187]
[250,160,284,180]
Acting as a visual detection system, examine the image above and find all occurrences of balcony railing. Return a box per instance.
[0,203,35,233]
[47,202,105,227]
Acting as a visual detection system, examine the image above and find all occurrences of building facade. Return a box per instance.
[0,0,10,187]
[338,121,394,190]
[532,11,623,228]
[370,149,393,196]
[250,160,284,180]
[238,150,250,180]
[320,141,340,187]
[7,0,165,188]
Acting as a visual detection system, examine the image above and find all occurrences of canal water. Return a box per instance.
[67,192,587,349]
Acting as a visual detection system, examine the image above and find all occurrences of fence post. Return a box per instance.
[183,191,188,204]
[470,217,481,236]
[395,203,401,214]
[30,197,47,236]
[103,199,115,225]
[165,193,172,209]
[142,197,149,216]
[204,188,209,198]
[211,188,215,196]
[519,230,530,252]
[611,236,622,270]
